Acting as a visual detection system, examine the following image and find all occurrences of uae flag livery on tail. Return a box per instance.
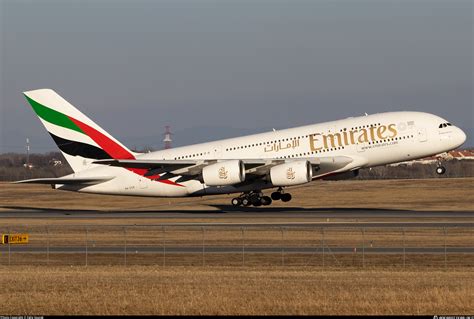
[24,89,137,172]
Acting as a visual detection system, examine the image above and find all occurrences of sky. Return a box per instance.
[0,0,472,153]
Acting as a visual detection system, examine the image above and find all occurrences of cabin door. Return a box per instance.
[417,127,427,142]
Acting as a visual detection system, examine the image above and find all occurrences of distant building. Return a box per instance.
[50,159,63,167]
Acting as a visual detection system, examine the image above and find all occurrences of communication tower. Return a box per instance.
[163,125,173,149]
[24,137,32,169]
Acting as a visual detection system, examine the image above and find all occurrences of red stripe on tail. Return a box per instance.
[68,116,184,187]
[69,117,134,160]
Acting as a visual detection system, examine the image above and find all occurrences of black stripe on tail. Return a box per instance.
[49,133,112,160]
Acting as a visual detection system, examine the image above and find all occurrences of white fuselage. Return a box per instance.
[64,111,466,197]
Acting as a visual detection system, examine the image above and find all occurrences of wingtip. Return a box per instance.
[11,180,27,184]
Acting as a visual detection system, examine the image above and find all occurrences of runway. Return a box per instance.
[1,206,473,220]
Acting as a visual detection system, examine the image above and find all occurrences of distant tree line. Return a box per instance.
[0,152,472,181]
[354,160,473,180]
[0,152,73,181]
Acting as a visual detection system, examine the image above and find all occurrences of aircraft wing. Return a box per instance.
[93,156,361,179]
[13,176,114,185]
[93,159,215,176]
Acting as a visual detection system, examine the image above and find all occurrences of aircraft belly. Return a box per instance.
[132,177,207,197]
[77,171,192,197]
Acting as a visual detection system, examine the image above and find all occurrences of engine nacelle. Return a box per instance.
[202,160,246,186]
[270,160,312,186]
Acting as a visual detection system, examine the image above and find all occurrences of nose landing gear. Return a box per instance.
[436,165,446,175]
[436,160,446,175]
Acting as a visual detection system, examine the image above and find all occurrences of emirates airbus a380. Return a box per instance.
[17,89,467,207]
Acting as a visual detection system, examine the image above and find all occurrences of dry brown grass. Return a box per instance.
[1,179,472,315]
[1,177,473,212]
[0,265,472,315]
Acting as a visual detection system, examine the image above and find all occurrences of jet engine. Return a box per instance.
[270,160,312,186]
[202,160,246,186]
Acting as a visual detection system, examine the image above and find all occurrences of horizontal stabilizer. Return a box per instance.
[13,176,114,185]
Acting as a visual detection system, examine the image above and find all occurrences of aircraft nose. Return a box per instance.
[456,127,467,146]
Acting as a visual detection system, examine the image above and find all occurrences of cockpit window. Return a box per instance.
[439,123,452,128]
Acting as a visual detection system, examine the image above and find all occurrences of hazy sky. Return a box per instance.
[0,0,472,153]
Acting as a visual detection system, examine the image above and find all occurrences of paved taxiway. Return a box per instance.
[1,207,473,219]
[1,208,473,228]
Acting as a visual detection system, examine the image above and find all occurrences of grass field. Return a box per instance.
[0,266,472,315]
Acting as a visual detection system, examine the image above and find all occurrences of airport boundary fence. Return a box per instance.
[0,225,472,268]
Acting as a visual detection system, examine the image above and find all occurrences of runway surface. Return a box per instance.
[1,207,473,219]
[1,207,473,229]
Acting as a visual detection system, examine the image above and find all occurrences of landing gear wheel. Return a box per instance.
[231,198,241,206]
[281,193,292,202]
[235,190,271,207]
[249,194,261,205]
[436,166,446,175]
[252,200,262,207]
[261,196,272,206]
[271,192,282,201]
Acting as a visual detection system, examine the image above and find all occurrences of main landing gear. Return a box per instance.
[231,188,292,207]
[231,191,272,207]
[271,187,292,202]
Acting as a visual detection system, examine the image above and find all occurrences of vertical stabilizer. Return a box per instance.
[24,89,139,172]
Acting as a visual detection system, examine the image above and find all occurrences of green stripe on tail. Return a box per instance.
[25,95,84,134]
